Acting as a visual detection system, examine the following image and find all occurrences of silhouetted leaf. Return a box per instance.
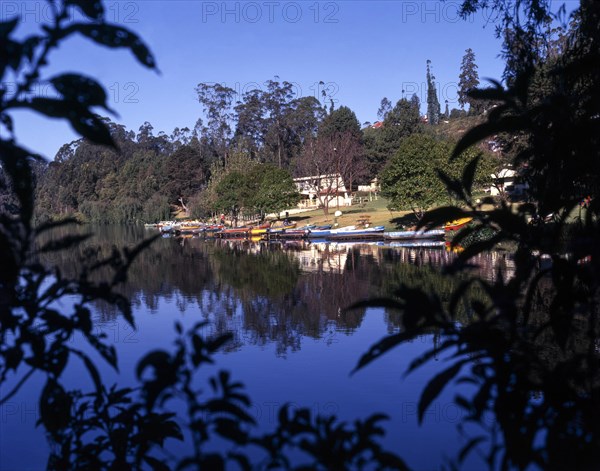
[462,155,480,198]
[65,0,105,20]
[451,116,525,160]
[39,379,72,436]
[65,24,157,70]
[459,436,487,463]
[86,334,118,370]
[24,98,116,147]
[214,418,249,444]
[204,399,256,425]
[0,18,18,37]
[35,218,79,236]
[468,83,507,103]
[72,349,103,396]
[375,451,411,470]
[50,74,115,113]
[136,350,171,380]
[144,456,171,471]
[38,234,91,253]
[207,333,233,353]
[352,331,420,374]
[437,170,465,200]
[418,361,465,423]
[228,453,252,471]
[417,206,469,231]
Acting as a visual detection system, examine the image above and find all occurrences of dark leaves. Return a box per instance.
[353,331,419,374]
[65,23,157,70]
[65,0,105,21]
[23,98,116,147]
[418,361,465,424]
[50,74,115,113]
[39,379,72,438]
[417,206,469,231]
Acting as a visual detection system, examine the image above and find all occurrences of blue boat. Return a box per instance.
[306,225,333,238]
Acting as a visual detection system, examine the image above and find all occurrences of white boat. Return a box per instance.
[384,229,445,240]
[328,225,385,240]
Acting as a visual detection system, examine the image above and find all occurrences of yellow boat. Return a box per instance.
[249,222,271,236]
[444,217,473,231]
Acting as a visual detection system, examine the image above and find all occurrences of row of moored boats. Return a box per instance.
[143,219,473,241]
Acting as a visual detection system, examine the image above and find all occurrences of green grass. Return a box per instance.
[283,197,415,231]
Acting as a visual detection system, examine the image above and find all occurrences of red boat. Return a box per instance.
[444,217,473,231]
[219,222,270,238]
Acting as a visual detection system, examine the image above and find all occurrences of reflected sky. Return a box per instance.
[0,227,514,470]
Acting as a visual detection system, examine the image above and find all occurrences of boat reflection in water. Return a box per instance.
[12,225,519,471]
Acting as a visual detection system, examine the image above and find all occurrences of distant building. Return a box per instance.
[357,178,380,193]
[293,173,353,209]
[490,168,528,197]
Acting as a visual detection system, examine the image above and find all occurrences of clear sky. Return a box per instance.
[6,0,507,159]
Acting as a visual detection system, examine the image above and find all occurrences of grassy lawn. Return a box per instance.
[283,197,418,231]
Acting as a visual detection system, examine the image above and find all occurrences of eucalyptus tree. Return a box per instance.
[195,82,236,163]
[377,97,393,121]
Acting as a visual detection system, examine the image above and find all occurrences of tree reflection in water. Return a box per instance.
[37,226,511,356]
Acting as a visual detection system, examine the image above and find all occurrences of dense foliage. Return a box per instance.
[379,134,495,218]
[358,0,600,469]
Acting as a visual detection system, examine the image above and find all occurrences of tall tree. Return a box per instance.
[363,96,422,179]
[318,106,361,139]
[195,83,236,163]
[458,48,480,113]
[377,97,392,121]
[426,60,441,125]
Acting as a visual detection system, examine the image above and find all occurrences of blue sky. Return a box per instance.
[6,1,508,159]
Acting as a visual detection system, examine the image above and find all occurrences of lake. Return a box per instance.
[0,225,515,470]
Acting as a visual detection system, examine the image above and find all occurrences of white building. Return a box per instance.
[293,173,353,209]
[490,168,528,197]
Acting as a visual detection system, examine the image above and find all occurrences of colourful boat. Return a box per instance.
[384,229,445,240]
[249,222,272,236]
[271,224,313,238]
[444,217,473,231]
[175,225,203,235]
[306,225,334,238]
[202,224,224,235]
[219,226,251,238]
[327,225,385,240]
[264,222,297,236]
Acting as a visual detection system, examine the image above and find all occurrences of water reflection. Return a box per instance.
[37,226,515,356]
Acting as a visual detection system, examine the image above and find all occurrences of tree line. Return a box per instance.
[27,51,501,224]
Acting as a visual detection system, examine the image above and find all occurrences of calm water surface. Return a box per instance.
[0,226,514,470]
